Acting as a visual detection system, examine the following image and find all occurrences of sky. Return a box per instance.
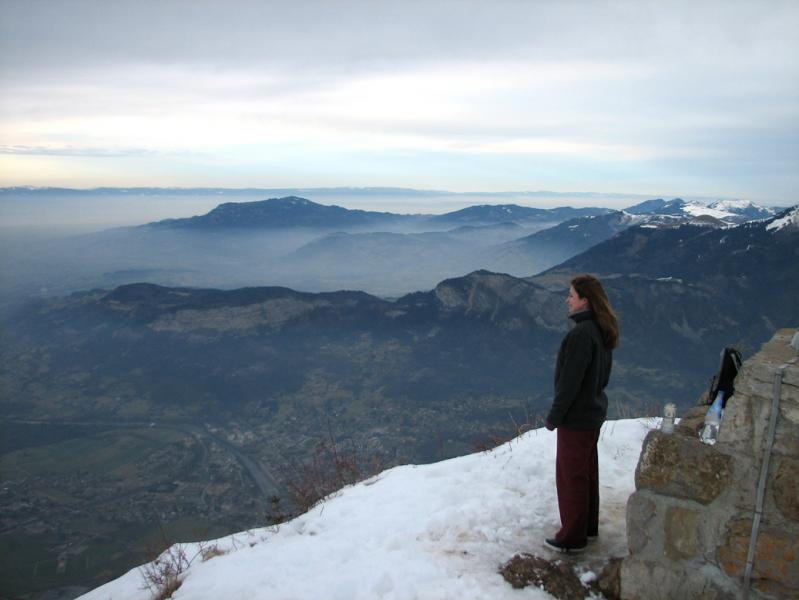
[1,0,798,208]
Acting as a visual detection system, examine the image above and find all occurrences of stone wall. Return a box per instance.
[620,328,799,600]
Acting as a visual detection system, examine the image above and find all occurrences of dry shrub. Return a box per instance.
[200,544,227,562]
[139,524,210,599]
[140,543,194,600]
[474,409,543,453]
[277,425,384,517]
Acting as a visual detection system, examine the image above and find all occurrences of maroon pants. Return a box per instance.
[554,426,600,546]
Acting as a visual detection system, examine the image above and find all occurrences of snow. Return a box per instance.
[78,419,656,600]
[681,201,734,220]
[766,207,799,232]
[709,199,756,212]
[618,211,646,226]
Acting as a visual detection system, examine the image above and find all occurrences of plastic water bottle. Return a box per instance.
[661,403,676,434]
[700,391,725,445]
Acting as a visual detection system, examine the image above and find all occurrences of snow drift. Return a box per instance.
[78,419,655,600]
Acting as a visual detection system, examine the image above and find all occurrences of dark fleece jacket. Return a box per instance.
[546,310,612,429]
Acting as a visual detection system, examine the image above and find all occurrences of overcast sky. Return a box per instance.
[1,0,797,207]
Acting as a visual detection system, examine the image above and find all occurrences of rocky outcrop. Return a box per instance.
[621,327,799,599]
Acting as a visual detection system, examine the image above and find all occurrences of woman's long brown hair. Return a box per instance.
[571,274,619,349]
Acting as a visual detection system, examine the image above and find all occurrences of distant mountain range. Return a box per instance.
[1,194,783,304]
[4,206,796,431]
[146,196,610,230]
[144,195,773,231]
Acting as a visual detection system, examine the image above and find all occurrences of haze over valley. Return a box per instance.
[1,188,797,598]
[0,189,777,302]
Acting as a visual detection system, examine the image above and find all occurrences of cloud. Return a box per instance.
[0,145,161,158]
[0,0,797,202]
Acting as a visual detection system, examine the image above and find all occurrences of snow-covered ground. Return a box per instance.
[79,419,656,600]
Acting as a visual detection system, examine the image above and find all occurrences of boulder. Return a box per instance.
[635,430,732,505]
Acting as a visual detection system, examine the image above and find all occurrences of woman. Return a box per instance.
[544,274,619,553]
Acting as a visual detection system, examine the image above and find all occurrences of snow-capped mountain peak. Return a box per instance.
[708,199,776,220]
[625,197,775,225]
[680,201,734,220]
[766,206,799,232]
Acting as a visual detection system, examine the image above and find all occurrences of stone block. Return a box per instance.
[728,387,798,459]
[718,391,754,446]
[620,559,736,600]
[781,387,799,426]
[664,506,701,560]
[626,491,657,554]
[717,519,799,589]
[675,405,707,437]
[773,457,799,523]
[635,430,732,505]
[784,369,799,389]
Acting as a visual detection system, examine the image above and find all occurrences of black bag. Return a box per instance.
[706,347,742,408]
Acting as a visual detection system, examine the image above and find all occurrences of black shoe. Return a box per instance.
[545,537,587,553]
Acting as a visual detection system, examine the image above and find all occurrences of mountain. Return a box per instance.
[6,200,798,437]
[766,205,799,232]
[5,208,796,428]
[486,211,644,275]
[148,196,417,230]
[428,204,610,227]
[624,197,775,224]
[76,419,651,600]
[279,223,527,296]
[476,198,784,282]
[1,197,614,302]
[707,199,777,221]
[539,206,799,369]
[555,205,799,284]
[147,197,612,231]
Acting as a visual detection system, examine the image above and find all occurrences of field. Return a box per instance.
[0,423,262,599]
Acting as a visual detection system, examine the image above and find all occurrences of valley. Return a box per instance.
[0,420,272,599]
[0,194,795,599]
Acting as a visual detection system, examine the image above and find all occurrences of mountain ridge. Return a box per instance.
[145,196,616,230]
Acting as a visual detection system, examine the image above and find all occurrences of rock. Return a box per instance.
[500,553,587,599]
[717,519,799,593]
[664,506,701,559]
[675,404,707,437]
[635,429,732,505]
[595,557,622,600]
[620,559,738,600]
[626,492,656,553]
[773,457,799,522]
